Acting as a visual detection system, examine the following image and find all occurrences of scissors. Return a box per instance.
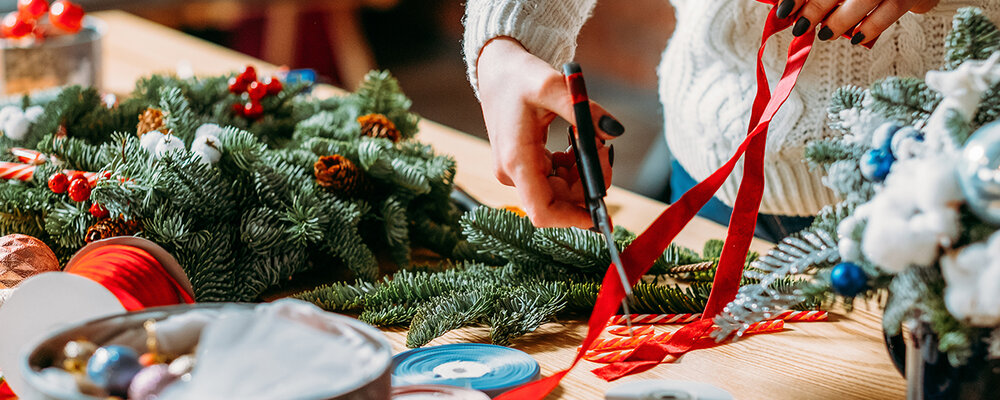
[562,62,634,336]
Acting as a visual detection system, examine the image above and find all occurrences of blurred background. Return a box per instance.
[0,0,676,198]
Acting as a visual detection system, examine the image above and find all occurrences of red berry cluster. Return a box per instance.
[2,0,84,40]
[48,171,111,218]
[228,66,283,120]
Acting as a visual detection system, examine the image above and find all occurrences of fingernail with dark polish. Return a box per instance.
[599,115,624,137]
[792,17,810,37]
[775,0,794,19]
[850,32,866,45]
[609,145,615,167]
[818,26,833,41]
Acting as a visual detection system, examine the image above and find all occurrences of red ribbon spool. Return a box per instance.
[64,244,194,311]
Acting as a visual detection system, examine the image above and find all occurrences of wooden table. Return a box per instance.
[98,11,907,399]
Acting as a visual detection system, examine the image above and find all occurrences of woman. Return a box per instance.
[463,0,1000,239]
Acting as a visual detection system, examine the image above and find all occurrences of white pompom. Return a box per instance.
[0,106,21,126]
[3,114,31,141]
[191,134,222,165]
[140,131,167,155]
[195,123,225,139]
[155,135,186,159]
[23,106,44,123]
[838,238,861,262]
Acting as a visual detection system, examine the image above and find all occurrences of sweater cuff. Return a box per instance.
[462,0,597,100]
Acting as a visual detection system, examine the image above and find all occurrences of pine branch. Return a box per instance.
[488,282,567,346]
[945,7,1000,70]
[866,77,941,124]
[407,289,496,347]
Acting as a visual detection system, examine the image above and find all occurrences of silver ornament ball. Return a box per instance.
[958,120,1000,225]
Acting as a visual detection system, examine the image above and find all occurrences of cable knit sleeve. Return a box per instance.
[462,0,597,99]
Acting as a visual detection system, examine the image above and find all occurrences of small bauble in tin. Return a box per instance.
[62,340,98,373]
[958,121,1000,225]
[128,364,178,400]
[859,148,894,182]
[167,354,195,376]
[830,262,868,297]
[86,345,143,396]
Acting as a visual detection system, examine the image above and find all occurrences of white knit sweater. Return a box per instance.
[463,0,1000,216]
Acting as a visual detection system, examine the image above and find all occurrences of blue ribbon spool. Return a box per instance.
[391,343,539,397]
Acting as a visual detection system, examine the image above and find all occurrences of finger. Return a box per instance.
[853,0,911,46]
[793,0,840,37]
[509,146,592,228]
[531,72,625,140]
[774,0,806,20]
[820,0,878,41]
[909,0,938,13]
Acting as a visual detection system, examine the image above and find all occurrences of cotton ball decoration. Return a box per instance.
[859,155,962,273]
[23,105,44,123]
[191,134,222,165]
[889,126,925,160]
[957,120,1000,225]
[940,230,1000,326]
[0,234,60,290]
[3,112,31,141]
[194,123,225,139]
[154,134,186,160]
[140,131,167,155]
[0,106,20,126]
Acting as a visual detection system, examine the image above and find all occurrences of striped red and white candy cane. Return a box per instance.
[608,310,827,327]
[606,324,656,337]
[10,148,45,165]
[0,162,99,185]
[585,333,655,353]
[607,313,701,325]
[585,320,786,363]
[772,310,827,322]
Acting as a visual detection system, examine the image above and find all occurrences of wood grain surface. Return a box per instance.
[96,11,906,399]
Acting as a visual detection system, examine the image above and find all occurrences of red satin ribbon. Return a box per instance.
[496,3,815,398]
[65,244,194,311]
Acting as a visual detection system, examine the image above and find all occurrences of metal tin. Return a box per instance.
[21,303,392,400]
[0,16,104,95]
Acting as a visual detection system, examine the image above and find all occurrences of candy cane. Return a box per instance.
[585,334,656,353]
[0,162,99,186]
[608,310,827,328]
[608,313,701,326]
[10,148,45,164]
[607,324,656,337]
[585,320,785,363]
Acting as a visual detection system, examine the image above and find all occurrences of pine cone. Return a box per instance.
[358,113,401,143]
[137,108,166,137]
[314,155,366,195]
[85,217,141,243]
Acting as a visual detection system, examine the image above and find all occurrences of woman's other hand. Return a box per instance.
[773,0,941,44]
[476,37,623,228]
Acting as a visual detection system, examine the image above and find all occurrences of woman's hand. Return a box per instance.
[476,37,623,228]
[774,0,941,44]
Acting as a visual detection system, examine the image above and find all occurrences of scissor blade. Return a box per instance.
[593,200,635,337]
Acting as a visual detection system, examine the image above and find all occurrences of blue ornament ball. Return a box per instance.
[859,149,894,182]
[872,121,902,153]
[86,345,143,396]
[958,120,1000,225]
[830,262,868,297]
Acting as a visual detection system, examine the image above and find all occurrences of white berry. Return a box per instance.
[0,106,21,126]
[191,134,222,165]
[154,134,186,159]
[194,123,225,139]
[3,114,30,141]
[23,106,43,123]
[140,131,167,155]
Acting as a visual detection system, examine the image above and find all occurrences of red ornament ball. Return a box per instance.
[47,173,69,194]
[17,0,49,20]
[238,66,257,84]
[2,12,33,38]
[67,178,90,202]
[69,171,86,183]
[243,101,263,119]
[230,102,244,116]
[227,76,247,94]
[49,0,83,33]
[88,203,109,219]
[247,81,267,101]
[264,76,283,96]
